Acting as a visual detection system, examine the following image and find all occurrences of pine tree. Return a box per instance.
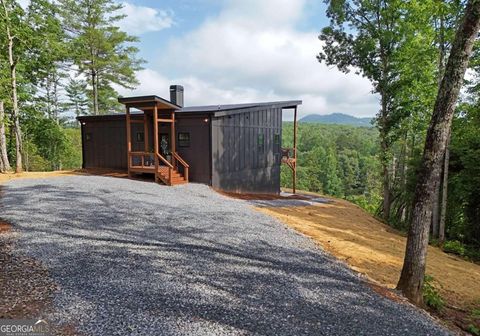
[59,0,143,115]
[65,78,89,118]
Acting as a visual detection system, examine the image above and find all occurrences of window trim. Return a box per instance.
[178,132,191,148]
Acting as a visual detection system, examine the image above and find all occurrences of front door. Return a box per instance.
[159,132,171,164]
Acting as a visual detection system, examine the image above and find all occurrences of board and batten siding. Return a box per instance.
[211,107,283,194]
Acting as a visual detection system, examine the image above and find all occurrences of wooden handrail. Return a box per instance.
[156,152,173,168]
[129,151,151,156]
[172,152,189,168]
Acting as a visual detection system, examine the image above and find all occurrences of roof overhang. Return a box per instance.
[118,95,180,111]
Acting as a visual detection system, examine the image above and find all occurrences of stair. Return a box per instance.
[157,166,187,185]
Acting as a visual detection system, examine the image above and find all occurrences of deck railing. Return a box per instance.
[173,152,189,182]
[129,151,155,169]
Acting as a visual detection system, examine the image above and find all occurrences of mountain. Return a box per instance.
[300,113,373,127]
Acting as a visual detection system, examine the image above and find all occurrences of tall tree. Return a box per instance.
[59,0,143,115]
[0,0,25,172]
[397,0,480,305]
[65,77,89,118]
[318,0,437,223]
[0,101,10,172]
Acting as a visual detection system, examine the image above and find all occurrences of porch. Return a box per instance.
[120,96,189,186]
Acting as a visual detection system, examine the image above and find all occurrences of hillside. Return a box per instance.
[300,113,373,126]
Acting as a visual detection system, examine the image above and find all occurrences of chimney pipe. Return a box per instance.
[169,85,184,107]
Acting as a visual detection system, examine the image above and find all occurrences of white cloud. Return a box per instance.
[121,0,377,118]
[118,3,173,35]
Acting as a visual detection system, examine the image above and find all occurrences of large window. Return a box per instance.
[178,132,190,147]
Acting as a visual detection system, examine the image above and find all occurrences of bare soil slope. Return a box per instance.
[257,196,480,316]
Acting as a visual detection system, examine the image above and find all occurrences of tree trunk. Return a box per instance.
[91,70,99,115]
[380,91,391,222]
[439,135,450,243]
[431,182,441,238]
[397,0,480,306]
[6,29,22,173]
[0,101,11,172]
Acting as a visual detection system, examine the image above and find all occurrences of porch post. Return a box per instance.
[293,106,297,194]
[144,112,149,152]
[153,105,159,183]
[171,110,176,168]
[126,105,131,178]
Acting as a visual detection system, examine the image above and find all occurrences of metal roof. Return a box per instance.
[177,100,302,113]
[77,100,302,121]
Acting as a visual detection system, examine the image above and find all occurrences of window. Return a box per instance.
[257,134,265,147]
[136,132,144,142]
[85,133,92,141]
[178,132,190,147]
[274,133,280,145]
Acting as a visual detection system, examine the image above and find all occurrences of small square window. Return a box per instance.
[136,132,144,142]
[178,132,190,147]
[85,133,92,141]
[274,133,280,145]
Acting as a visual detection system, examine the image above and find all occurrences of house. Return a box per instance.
[77,85,301,194]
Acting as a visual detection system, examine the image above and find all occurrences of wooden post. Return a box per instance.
[144,112,149,152]
[126,106,131,178]
[153,105,159,183]
[293,106,297,194]
[171,110,176,169]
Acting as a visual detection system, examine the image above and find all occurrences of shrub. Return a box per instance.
[467,324,480,336]
[423,275,444,311]
[443,240,466,256]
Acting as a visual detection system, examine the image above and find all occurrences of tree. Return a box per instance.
[59,0,143,115]
[0,101,10,172]
[0,0,25,172]
[65,77,89,118]
[397,0,480,305]
[318,0,438,223]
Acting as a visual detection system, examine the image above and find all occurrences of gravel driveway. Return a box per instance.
[1,176,450,335]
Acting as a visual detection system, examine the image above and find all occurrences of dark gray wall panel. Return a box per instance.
[211,107,283,194]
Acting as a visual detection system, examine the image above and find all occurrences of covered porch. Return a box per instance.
[119,96,189,186]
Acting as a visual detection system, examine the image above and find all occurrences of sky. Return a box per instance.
[21,0,378,119]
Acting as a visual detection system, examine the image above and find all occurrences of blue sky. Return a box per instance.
[113,0,377,119]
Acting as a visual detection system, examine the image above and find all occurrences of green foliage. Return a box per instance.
[442,240,466,256]
[281,122,381,213]
[422,275,444,311]
[468,324,480,336]
[59,0,144,114]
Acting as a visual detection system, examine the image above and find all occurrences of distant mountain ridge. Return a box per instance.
[300,113,373,127]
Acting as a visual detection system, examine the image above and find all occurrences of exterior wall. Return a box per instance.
[211,107,283,194]
[82,119,129,170]
[176,114,211,184]
[80,114,210,184]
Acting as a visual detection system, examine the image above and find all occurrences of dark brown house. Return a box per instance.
[77,85,301,194]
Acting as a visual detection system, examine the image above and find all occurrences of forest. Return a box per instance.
[1,0,480,310]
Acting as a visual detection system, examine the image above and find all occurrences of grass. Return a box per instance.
[256,191,480,332]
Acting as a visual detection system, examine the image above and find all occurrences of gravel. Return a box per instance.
[1,176,451,336]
